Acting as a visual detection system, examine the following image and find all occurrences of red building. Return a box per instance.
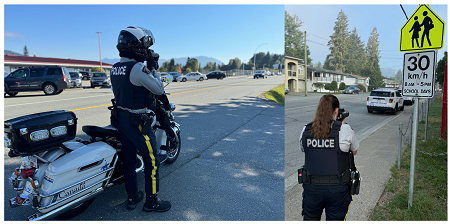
[4,54,113,74]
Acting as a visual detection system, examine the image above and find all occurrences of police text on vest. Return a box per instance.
[307,139,335,148]
[111,66,127,75]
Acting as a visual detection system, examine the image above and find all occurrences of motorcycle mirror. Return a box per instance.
[164,75,173,87]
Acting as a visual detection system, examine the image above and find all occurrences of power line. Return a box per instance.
[380,58,403,65]
[306,39,328,47]
[307,33,330,41]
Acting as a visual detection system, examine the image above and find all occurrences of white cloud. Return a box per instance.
[5,32,25,39]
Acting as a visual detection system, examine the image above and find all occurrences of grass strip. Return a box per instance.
[261,84,285,106]
[369,96,447,221]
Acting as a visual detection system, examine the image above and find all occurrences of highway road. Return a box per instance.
[3,75,285,221]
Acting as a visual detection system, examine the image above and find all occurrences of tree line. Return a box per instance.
[158,52,283,74]
[285,10,385,91]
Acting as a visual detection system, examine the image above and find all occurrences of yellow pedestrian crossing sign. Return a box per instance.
[400,4,445,52]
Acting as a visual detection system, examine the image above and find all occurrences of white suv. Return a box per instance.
[367,88,404,115]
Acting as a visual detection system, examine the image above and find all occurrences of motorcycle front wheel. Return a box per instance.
[164,131,180,164]
[54,198,95,220]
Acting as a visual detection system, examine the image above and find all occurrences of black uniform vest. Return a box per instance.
[111,60,148,110]
[302,121,351,176]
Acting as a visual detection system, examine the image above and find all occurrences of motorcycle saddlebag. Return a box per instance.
[4,110,77,157]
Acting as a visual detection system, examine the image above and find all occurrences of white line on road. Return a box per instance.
[4,93,113,108]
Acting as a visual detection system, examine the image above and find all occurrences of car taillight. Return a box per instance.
[367,97,369,101]
[21,168,36,179]
[389,99,393,103]
[63,74,66,81]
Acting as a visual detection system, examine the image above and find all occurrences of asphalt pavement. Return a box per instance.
[285,92,414,221]
[3,75,285,221]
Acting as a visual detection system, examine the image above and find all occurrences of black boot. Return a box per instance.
[143,194,171,212]
[127,191,144,210]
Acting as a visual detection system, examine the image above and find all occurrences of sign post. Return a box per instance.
[399,4,444,209]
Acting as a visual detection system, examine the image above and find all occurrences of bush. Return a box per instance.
[330,81,338,92]
[356,84,366,92]
[312,83,325,92]
[339,82,347,90]
[324,83,331,90]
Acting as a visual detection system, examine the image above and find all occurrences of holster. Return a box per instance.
[348,152,361,195]
[109,99,119,128]
[349,170,361,195]
[298,167,311,185]
[140,114,152,136]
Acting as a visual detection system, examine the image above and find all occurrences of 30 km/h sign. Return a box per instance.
[402,50,435,98]
[400,4,445,52]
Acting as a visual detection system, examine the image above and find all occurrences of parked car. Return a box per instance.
[285,88,290,95]
[90,72,110,88]
[79,71,91,80]
[254,70,268,79]
[206,71,226,80]
[4,66,71,96]
[367,88,404,115]
[343,86,360,94]
[176,72,206,82]
[69,72,83,88]
[168,72,182,82]
[398,89,414,105]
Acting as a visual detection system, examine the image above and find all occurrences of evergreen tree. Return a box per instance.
[436,51,447,86]
[346,28,366,75]
[363,27,383,90]
[23,45,29,56]
[328,10,350,72]
[285,11,312,63]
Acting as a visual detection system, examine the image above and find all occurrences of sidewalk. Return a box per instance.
[285,106,414,221]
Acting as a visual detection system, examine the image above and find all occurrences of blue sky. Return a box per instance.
[286,4,448,75]
[4,5,284,64]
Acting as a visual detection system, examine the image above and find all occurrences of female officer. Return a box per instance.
[299,94,359,221]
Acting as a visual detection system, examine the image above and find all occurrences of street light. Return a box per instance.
[253,43,267,75]
[96,32,102,72]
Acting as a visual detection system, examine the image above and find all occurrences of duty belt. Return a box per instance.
[117,106,149,114]
[310,175,341,185]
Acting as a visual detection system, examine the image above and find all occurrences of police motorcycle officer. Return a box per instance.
[109,26,171,212]
[298,94,359,221]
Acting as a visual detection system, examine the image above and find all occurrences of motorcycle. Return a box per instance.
[5,78,180,221]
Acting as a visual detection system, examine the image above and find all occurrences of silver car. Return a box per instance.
[69,72,83,88]
[90,72,110,88]
[175,72,206,82]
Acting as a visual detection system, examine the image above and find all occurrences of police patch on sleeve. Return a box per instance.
[142,66,151,74]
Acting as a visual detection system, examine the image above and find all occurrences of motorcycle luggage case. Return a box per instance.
[38,142,116,210]
[4,110,77,157]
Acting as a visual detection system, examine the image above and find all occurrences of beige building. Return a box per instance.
[284,55,305,93]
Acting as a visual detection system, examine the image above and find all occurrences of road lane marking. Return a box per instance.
[67,79,263,111]
[4,93,112,108]
[69,104,112,111]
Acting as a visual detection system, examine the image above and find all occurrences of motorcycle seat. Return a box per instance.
[82,125,120,138]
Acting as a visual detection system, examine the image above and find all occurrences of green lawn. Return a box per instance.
[369,97,447,221]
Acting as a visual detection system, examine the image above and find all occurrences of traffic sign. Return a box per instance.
[400,4,445,52]
[402,50,435,98]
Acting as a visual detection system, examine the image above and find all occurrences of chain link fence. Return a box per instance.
[398,95,447,157]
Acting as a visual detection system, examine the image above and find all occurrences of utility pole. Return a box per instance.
[304,31,307,96]
[97,32,103,72]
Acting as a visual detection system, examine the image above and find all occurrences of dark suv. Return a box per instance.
[4,66,71,96]
[79,71,91,80]
[206,71,226,80]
